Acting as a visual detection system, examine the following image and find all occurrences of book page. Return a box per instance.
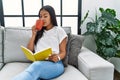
[34,48,52,61]
[21,46,35,61]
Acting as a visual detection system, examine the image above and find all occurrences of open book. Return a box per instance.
[21,46,52,61]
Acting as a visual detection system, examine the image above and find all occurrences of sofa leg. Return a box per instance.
[114,69,120,80]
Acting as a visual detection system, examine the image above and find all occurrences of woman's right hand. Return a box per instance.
[27,25,37,51]
[32,25,37,36]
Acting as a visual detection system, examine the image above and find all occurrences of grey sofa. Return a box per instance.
[0,26,114,80]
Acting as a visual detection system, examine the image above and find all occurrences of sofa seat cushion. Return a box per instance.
[0,62,30,80]
[54,65,88,80]
[0,62,88,80]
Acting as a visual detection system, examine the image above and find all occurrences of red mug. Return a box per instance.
[35,19,44,30]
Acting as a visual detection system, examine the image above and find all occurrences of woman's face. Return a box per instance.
[39,9,53,29]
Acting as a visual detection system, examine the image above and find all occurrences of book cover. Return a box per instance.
[21,46,52,61]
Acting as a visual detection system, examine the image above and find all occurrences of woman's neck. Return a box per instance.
[46,24,54,30]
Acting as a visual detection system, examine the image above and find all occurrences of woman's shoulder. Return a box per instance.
[54,26,65,31]
[54,26,67,36]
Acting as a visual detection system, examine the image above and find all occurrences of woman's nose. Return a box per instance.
[40,18,44,21]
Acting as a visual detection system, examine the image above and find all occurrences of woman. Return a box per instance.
[12,5,67,80]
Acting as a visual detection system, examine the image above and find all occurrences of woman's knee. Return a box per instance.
[32,61,45,67]
[26,61,43,71]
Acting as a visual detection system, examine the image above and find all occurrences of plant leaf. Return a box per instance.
[86,22,96,34]
[80,10,89,26]
[99,7,104,13]
[116,35,120,43]
[103,47,117,57]
[116,50,120,57]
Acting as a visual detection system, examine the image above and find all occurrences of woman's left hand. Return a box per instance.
[48,54,60,62]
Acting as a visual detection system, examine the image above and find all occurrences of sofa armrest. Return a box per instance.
[78,47,114,80]
[0,63,4,70]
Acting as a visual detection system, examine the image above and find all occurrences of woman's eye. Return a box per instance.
[44,16,47,18]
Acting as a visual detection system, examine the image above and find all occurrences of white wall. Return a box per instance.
[81,0,120,34]
[81,0,120,52]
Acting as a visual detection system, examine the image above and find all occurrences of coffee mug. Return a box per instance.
[35,19,44,30]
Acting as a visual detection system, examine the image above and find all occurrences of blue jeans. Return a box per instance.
[12,61,64,80]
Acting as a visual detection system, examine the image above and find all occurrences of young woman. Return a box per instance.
[12,5,67,80]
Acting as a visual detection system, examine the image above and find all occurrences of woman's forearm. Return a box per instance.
[27,35,36,52]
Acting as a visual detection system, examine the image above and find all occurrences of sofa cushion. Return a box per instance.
[54,65,88,80]
[109,57,120,73]
[62,27,71,34]
[61,27,71,67]
[0,27,3,63]
[0,62,30,80]
[0,62,88,80]
[68,34,84,68]
[4,27,32,63]
[3,27,71,65]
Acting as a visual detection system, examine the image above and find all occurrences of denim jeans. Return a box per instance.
[12,61,64,80]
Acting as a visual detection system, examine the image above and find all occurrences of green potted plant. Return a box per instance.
[81,8,120,59]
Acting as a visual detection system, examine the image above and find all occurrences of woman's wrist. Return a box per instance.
[57,55,61,61]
